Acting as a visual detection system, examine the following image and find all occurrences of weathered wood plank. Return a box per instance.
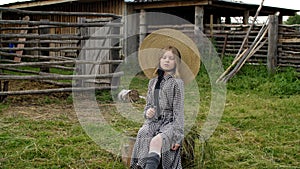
[0,72,124,80]
[133,0,209,9]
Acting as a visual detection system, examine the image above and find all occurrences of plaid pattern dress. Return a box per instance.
[130,74,184,169]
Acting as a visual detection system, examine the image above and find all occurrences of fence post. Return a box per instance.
[139,9,146,45]
[0,11,2,74]
[267,15,278,75]
[78,17,87,87]
[195,6,204,32]
[39,19,50,73]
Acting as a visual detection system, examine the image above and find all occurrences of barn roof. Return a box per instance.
[0,0,298,17]
[130,0,299,16]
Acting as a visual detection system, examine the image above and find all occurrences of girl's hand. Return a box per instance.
[146,108,156,118]
[171,144,180,151]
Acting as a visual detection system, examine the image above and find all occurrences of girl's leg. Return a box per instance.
[145,134,162,169]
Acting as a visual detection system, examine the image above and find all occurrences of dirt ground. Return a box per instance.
[1,80,77,121]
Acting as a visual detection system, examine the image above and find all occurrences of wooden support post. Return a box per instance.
[78,17,87,87]
[267,15,278,75]
[0,81,9,102]
[14,16,30,62]
[111,18,121,87]
[278,15,283,24]
[111,20,120,72]
[195,6,204,32]
[243,10,250,48]
[0,11,2,74]
[225,16,231,24]
[210,14,214,38]
[139,9,146,46]
[243,10,249,25]
[124,4,138,59]
[39,19,50,73]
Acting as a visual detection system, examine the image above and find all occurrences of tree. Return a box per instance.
[284,14,300,25]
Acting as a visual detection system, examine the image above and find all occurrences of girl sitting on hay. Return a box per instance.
[130,29,200,169]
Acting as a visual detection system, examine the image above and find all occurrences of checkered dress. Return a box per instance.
[130,74,184,169]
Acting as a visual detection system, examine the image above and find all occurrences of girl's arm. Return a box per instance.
[172,79,185,144]
[144,79,155,119]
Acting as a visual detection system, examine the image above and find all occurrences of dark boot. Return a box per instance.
[144,152,161,169]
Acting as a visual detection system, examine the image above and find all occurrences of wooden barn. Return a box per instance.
[0,0,299,97]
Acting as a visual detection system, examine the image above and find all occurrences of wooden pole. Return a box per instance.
[0,7,121,18]
[243,10,250,49]
[195,6,204,32]
[235,0,265,59]
[210,14,214,38]
[0,81,9,102]
[39,19,50,73]
[139,9,146,46]
[0,11,2,73]
[0,86,118,96]
[78,17,87,87]
[14,16,30,62]
[0,20,123,28]
[0,34,123,40]
[267,15,278,75]
[243,10,250,25]
[0,71,124,81]
[0,60,123,68]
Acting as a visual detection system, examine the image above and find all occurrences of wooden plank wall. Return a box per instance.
[1,0,124,35]
[148,23,300,72]
[278,25,300,71]
[0,7,124,96]
[148,24,268,62]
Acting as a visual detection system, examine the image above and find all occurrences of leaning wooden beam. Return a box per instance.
[0,20,123,28]
[0,86,118,96]
[0,7,121,18]
[222,29,269,82]
[235,0,265,59]
[0,72,124,80]
[0,60,123,68]
[216,49,248,83]
[217,18,270,82]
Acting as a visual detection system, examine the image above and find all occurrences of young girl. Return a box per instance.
[130,46,185,169]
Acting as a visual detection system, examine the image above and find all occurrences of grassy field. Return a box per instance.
[0,64,299,168]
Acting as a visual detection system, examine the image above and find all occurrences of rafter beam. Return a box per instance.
[7,0,77,9]
[133,0,209,10]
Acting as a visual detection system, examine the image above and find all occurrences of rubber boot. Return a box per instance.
[144,152,161,169]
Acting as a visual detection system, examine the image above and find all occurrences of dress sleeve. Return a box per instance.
[172,79,185,144]
[144,79,155,119]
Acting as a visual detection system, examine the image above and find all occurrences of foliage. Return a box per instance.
[284,14,300,25]
[0,60,299,168]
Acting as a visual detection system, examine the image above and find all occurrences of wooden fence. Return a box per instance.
[148,17,300,73]
[278,24,300,71]
[1,9,299,98]
[0,7,124,98]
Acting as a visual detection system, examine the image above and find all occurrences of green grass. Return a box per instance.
[0,62,299,168]
[0,106,127,169]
